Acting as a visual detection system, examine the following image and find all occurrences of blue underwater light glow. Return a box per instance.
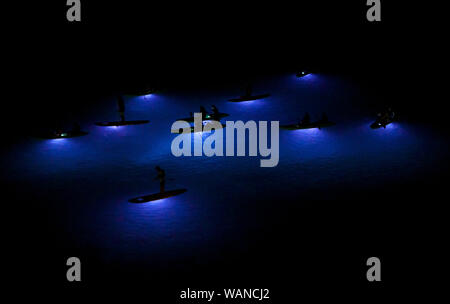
[282,125,329,147]
[228,98,265,110]
[134,196,169,204]
[381,122,396,130]
[50,137,67,141]
[143,94,152,99]
[296,73,314,80]
[3,72,449,269]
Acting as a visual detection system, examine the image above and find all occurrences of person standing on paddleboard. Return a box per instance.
[200,106,207,120]
[211,105,219,119]
[118,95,125,122]
[155,166,166,193]
[300,112,311,125]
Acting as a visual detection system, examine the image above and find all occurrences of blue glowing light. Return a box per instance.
[289,126,323,136]
[102,125,122,130]
[293,73,316,84]
[50,137,67,142]
[379,122,397,132]
[4,72,448,271]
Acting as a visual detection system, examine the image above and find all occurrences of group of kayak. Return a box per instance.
[41,72,396,139]
[45,101,395,139]
[39,72,396,203]
[281,112,336,130]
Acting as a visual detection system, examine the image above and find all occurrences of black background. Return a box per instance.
[3,0,448,301]
[7,1,446,133]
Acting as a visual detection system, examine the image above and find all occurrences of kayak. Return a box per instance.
[281,121,335,130]
[129,189,187,203]
[136,88,157,96]
[126,86,158,96]
[172,123,226,134]
[228,93,270,102]
[370,119,393,129]
[38,131,88,139]
[95,120,149,127]
[296,71,310,78]
[177,112,229,122]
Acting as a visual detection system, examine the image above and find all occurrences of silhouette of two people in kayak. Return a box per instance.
[300,112,311,125]
[298,112,328,127]
[190,105,220,121]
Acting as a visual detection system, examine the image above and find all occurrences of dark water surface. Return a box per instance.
[3,73,448,291]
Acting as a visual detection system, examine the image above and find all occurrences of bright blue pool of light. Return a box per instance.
[296,73,314,81]
[2,73,448,267]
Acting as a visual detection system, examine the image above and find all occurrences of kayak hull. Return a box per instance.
[370,120,393,129]
[296,71,310,78]
[172,123,226,134]
[38,131,88,139]
[129,189,187,203]
[370,116,397,129]
[281,121,335,130]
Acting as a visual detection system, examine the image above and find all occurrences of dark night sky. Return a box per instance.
[18,1,397,86]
